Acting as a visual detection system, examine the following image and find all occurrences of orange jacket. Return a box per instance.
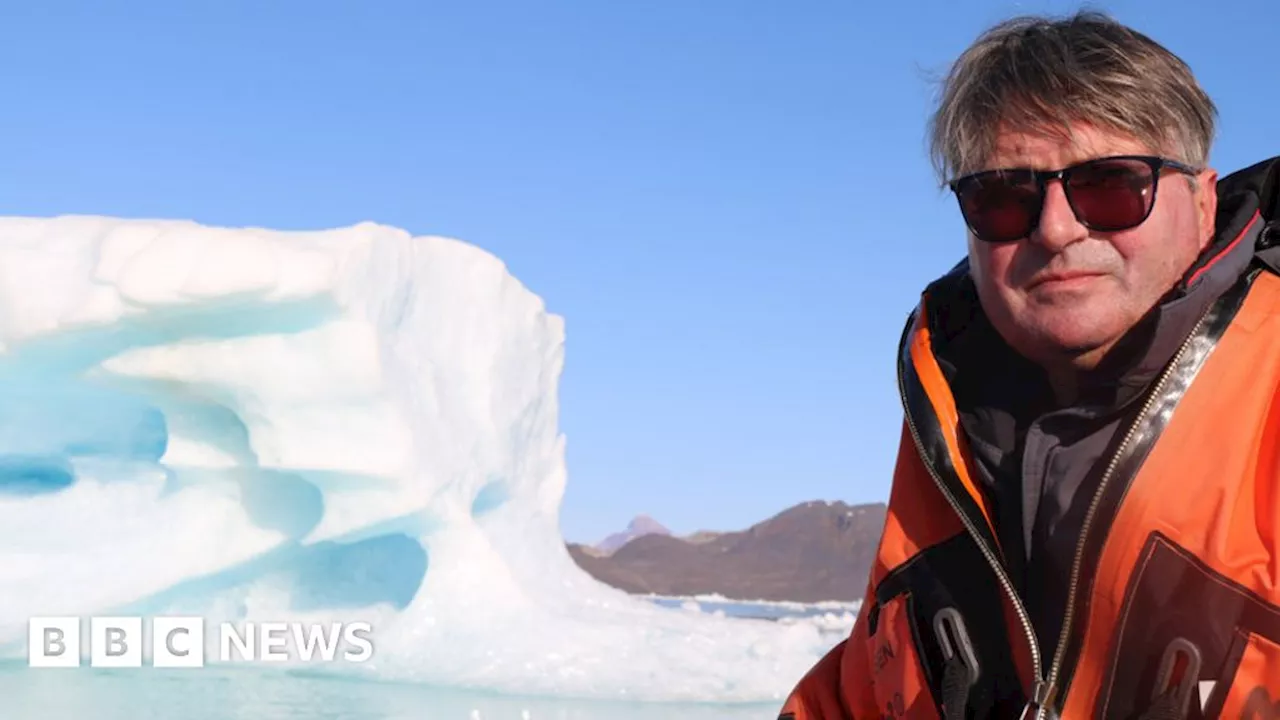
[780,158,1280,719]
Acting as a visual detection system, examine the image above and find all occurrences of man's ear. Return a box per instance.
[1195,168,1219,250]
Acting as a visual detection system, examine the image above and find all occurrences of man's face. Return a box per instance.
[965,123,1219,368]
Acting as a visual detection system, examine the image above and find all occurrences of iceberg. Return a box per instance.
[0,216,848,706]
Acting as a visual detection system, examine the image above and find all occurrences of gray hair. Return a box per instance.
[927,11,1217,185]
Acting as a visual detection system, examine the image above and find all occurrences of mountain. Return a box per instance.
[595,514,671,555]
[567,500,886,603]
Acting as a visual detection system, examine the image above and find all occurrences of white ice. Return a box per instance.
[0,216,850,705]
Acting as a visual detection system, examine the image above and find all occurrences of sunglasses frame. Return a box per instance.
[947,154,1202,243]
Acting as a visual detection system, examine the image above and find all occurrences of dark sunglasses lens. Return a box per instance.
[957,172,1039,242]
[1067,158,1155,231]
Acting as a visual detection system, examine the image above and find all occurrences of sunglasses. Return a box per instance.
[948,155,1200,243]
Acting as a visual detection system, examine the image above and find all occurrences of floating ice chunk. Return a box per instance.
[0,216,840,705]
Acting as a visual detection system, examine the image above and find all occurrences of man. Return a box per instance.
[780,11,1279,720]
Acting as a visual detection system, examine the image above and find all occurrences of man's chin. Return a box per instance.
[1021,312,1125,361]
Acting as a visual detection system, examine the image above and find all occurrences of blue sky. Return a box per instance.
[0,1,1276,544]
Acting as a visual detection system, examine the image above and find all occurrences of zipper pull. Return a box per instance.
[1019,681,1058,720]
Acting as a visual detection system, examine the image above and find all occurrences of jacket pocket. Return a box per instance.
[866,592,940,719]
[1202,630,1280,718]
[1097,533,1280,719]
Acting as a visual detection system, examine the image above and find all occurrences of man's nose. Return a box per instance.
[1032,180,1088,250]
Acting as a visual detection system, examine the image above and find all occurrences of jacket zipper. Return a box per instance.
[896,353,1047,709]
[897,304,1211,717]
[1036,309,1211,717]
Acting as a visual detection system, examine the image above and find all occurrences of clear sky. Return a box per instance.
[0,1,1276,544]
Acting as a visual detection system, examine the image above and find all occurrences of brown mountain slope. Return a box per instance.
[566,500,886,603]
[596,514,670,554]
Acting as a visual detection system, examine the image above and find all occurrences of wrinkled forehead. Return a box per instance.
[980,121,1160,173]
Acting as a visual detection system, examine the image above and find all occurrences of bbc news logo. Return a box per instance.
[28,617,374,668]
